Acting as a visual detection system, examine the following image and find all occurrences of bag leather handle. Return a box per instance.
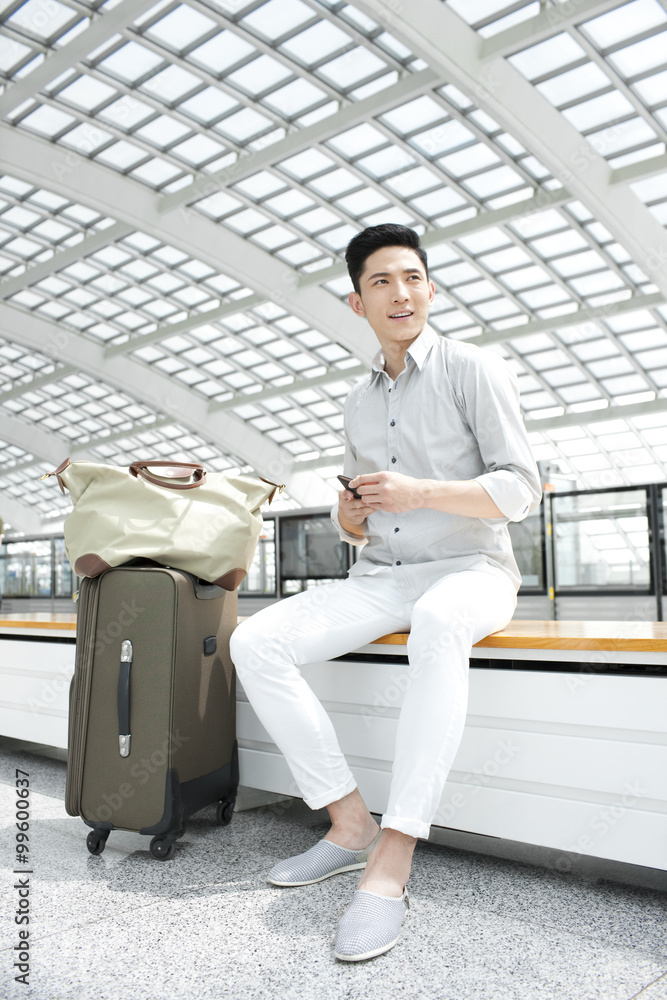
[129,460,207,491]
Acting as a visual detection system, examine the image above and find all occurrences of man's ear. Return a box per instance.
[428,280,436,306]
[348,291,366,317]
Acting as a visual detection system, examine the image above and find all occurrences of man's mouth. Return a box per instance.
[389,311,413,319]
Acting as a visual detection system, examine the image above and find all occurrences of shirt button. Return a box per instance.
[390,419,395,427]
[391,456,397,463]
[395,560,401,566]
[394,527,399,533]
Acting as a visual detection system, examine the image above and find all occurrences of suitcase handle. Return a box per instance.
[118,640,133,757]
[129,461,207,490]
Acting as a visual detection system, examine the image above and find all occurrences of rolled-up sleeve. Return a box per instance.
[459,350,542,522]
[330,422,368,546]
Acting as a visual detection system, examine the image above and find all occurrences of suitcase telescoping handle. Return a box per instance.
[129,460,207,490]
[118,640,133,757]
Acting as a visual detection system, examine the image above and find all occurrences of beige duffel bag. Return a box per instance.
[44,458,282,590]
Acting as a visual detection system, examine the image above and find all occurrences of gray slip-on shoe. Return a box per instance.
[267,833,381,887]
[334,888,409,962]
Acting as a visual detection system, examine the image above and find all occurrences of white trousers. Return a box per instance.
[230,569,517,840]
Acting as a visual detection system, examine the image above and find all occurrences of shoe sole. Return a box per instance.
[335,933,400,962]
[267,860,367,887]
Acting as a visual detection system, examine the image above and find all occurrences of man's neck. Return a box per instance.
[379,328,425,381]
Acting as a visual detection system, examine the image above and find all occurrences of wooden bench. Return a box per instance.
[2,614,666,873]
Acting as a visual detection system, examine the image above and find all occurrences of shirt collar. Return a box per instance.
[370,323,438,376]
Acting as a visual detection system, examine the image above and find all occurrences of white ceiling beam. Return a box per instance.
[611,152,667,186]
[353,0,667,304]
[0,493,42,535]
[525,396,667,432]
[299,186,573,288]
[0,124,376,366]
[0,0,159,118]
[209,363,367,411]
[158,68,439,214]
[470,291,666,349]
[0,222,133,300]
[479,0,629,60]
[104,294,266,359]
[0,301,299,493]
[0,411,94,467]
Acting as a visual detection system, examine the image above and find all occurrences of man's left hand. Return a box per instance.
[351,472,424,513]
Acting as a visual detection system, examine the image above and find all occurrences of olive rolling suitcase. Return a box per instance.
[66,564,239,860]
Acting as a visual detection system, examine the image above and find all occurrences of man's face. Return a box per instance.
[348,245,435,348]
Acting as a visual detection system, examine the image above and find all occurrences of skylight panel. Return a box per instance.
[581,0,667,49]
[317,46,387,90]
[0,35,32,74]
[224,207,271,233]
[215,106,274,141]
[179,86,238,123]
[131,158,183,187]
[136,115,191,147]
[306,168,356,198]
[280,20,351,65]
[609,31,667,77]
[327,122,385,158]
[632,69,667,106]
[438,143,501,176]
[264,189,315,216]
[98,42,164,84]
[95,141,147,171]
[227,53,292,96]
[563,91,635,132]
[293,206,340,233]
[337,188,388,216]
[142,64,202,103]
[279,147,335,179]
[171,134,226,165]
[410,187,467,217]
[58,75,118,111]
[384,166,440,197]
[410,119,476,157]
[59,123,113,154]
[356,145,415,178]
[597,118,660,158]
[509,34,587,81]
[19,104,76,137]
[188,30,256,74]
[264,78,327,117]
[381,96,446,135]
[98,95,155,130]
[7,0,77,40]
[241,0,315,39]
[462,164,524,198]
[277,241,322,265]
[145,5,217,50]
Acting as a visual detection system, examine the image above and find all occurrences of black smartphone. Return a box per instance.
[337,474,362,500]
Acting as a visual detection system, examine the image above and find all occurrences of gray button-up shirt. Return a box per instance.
[331,324,541,600]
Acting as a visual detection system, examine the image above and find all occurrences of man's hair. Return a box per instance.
[345,224,429,294]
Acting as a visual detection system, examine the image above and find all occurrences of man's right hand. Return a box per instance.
[338,488,374,536]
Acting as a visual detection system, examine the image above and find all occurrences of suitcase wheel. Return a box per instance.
[86,829,110,856]
[150,836,176,861]
[216,799,235,826]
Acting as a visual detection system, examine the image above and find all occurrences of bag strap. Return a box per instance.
[258,476,285,505]
[129,461,207,491]
[41,456,71,495]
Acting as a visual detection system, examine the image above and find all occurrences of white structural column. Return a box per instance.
[354,0,667,304]
[0,302,297,489]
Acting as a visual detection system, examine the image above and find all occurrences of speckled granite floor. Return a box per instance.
[1,739,667,1000]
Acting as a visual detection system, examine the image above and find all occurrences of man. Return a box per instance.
[230,224,541,962]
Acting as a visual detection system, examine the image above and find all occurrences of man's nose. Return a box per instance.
[393,283,409,301]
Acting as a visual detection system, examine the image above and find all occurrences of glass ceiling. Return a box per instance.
[1,0,667,530]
